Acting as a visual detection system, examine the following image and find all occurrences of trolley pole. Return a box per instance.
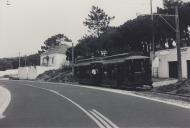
[71,43,74,76]
[175,6,182,81]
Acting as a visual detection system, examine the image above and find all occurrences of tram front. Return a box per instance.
[124,56,152,88]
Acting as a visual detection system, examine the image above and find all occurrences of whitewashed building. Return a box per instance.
[40,44,70,68]
[18,44,70,80]
[152,47,190,79]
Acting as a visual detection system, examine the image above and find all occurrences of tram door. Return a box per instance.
[169,61,178,78]
[187,60,190,79]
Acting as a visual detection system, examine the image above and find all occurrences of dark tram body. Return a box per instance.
[74,52,152,88]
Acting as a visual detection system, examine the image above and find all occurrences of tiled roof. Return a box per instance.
[41,44,70,56]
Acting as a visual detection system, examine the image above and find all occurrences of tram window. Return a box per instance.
[78,66,91,78]
[132,60,144,72]
[106,64,117,80]
[144,59,151,72]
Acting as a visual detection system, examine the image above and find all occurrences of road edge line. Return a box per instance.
[0,85,11,119]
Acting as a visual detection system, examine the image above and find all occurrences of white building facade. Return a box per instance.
[40,44,70,68]
[152,47,190,79]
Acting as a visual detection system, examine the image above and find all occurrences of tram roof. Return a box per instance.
[75,52,149,66]
[102,58,124,64]
[74,62,91,66]
[125,55,150,60]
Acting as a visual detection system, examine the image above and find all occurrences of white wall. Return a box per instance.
[18,67,28,79]
[55,54,69,68]
[28,66,37,79]
[18,66,58,80]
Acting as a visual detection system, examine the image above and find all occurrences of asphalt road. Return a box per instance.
[0,80,190,128]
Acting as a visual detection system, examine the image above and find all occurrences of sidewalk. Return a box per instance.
[0,86,11,119]
[152,78,178,87]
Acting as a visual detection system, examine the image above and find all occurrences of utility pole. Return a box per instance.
[150,0,155,58]
[71,43,74,76]
[24,55,27,67]
[18,52,21,67]
[175,6,182,81]
[139,1,182,81]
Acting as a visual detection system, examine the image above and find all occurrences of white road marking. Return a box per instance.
[0,86,11,119]
[89,110,112,128]
[23,84,106,128]
[92,109,119,128]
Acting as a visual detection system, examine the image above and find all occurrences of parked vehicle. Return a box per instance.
[9,74,19,80]
[74,52,153,89]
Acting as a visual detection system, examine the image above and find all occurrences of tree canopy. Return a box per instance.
[163,0,183,9]
[39,34,72,53]
[66,2,190,61]
[83,6,115,37]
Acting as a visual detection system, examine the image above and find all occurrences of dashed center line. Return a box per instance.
[89,109,119,128]
[91,109,119,128]
[23,84,119,128]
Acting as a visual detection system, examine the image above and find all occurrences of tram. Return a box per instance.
[74,52,153,88]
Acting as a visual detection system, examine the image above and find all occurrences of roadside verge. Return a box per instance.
[0,86,11,119]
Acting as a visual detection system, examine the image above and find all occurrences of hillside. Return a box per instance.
[36,68,75,83]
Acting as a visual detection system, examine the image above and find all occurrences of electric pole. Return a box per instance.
[71,43,74,76]
[150,0,155,58]
[24,55,27,67]
[141,0,183,81]
[18,52,21,67]
[175,6,182,81]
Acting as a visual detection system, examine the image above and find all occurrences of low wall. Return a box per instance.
[18,66,58,80]
[18,67,28,79]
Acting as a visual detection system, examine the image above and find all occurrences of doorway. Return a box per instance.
[169,61,178,78]
[187,60,190,79]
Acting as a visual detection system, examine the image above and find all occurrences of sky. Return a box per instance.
[0,0,189,58]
